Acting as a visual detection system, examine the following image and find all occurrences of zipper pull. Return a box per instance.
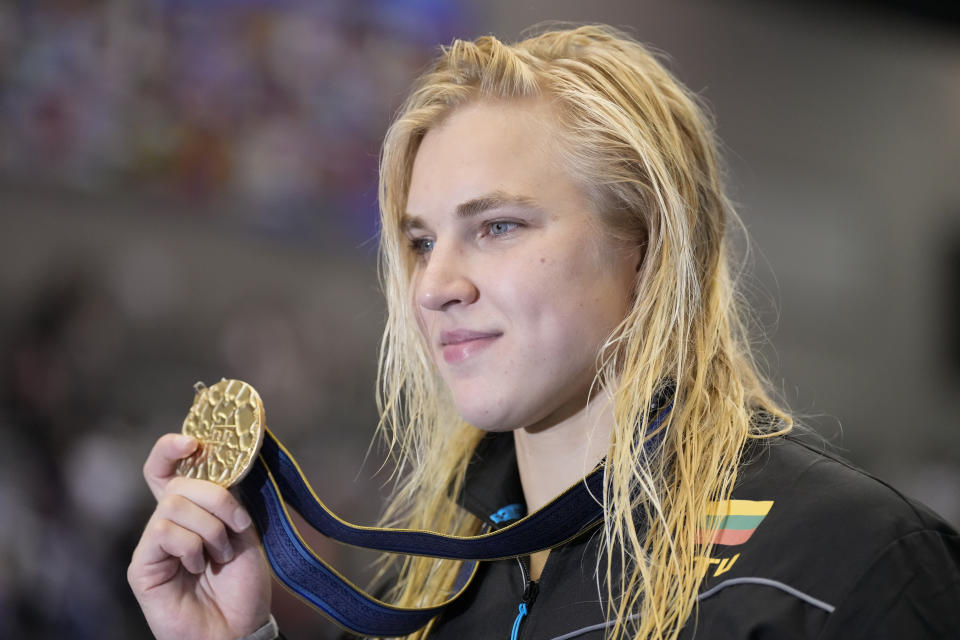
[510,579,539,640]
[510,602,528,640]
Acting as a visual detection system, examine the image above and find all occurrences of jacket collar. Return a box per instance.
[458,431,527,528]
[457,382,676,529]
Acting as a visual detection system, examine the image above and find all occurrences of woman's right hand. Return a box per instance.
[128,434,272,640]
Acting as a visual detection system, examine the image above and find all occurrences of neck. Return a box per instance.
[513,393,615,514]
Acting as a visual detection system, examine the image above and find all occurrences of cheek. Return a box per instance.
[535,253,631,343]
[496,261,586,362]
[408,277,439,362]
[409,273,429,332]
[413,305,428,338]
[497,258,568,330]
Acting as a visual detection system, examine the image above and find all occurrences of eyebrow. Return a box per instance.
[402,190,543,231]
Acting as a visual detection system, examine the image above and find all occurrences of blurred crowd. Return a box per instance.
[0,0,471,638]
[0,0,468,239]
[0,262,389,639]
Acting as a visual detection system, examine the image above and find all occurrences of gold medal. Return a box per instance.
[177,379,265,487]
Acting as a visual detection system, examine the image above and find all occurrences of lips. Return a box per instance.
[440,329,501,346]
[439,329,502,364]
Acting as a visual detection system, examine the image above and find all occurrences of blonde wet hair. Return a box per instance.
[374,24,790,640]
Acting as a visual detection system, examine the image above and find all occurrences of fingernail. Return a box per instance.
[234,507,252,531]
[176,435,196,449]
[221,543,235,563]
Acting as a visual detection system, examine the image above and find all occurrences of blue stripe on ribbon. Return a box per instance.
[239,461,453,635]
[237,401,672,635]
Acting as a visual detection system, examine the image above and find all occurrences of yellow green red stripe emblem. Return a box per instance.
[698,500,773,546]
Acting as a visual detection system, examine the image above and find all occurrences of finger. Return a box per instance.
[163,475,253,534]
[143,434,198,499]
[155,494,236,564]
[137,515,209,576]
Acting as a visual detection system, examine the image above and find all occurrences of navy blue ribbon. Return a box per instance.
[236,402,671,636]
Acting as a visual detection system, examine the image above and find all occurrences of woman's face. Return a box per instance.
[404,99,641,432]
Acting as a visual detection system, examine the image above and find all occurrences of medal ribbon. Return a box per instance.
[236,402,671,636]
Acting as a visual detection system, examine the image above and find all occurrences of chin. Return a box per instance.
[467,420,518,434]
[454,400,521,433]
[460,412,518,433]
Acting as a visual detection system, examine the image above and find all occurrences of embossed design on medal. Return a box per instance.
[177,379,265,487]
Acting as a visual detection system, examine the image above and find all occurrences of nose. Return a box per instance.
[415,245,479,312]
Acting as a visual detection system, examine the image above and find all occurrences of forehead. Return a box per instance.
[404,99,579,221]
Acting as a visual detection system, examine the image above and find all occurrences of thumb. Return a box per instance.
[144,433,199,499]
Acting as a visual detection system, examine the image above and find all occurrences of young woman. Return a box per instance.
[129,25,960,640]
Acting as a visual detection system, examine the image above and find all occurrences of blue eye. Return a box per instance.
[488,221,519,236]
[409,237,434,255]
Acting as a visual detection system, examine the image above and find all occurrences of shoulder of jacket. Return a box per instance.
[692,435,957,617]
[735,435,954,548]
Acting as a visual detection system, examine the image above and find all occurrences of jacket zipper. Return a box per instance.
[510,556,539,640]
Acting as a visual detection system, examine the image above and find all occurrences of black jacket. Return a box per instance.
[428,432,960,639]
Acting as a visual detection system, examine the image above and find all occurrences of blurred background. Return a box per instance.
[0,0,957,638]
